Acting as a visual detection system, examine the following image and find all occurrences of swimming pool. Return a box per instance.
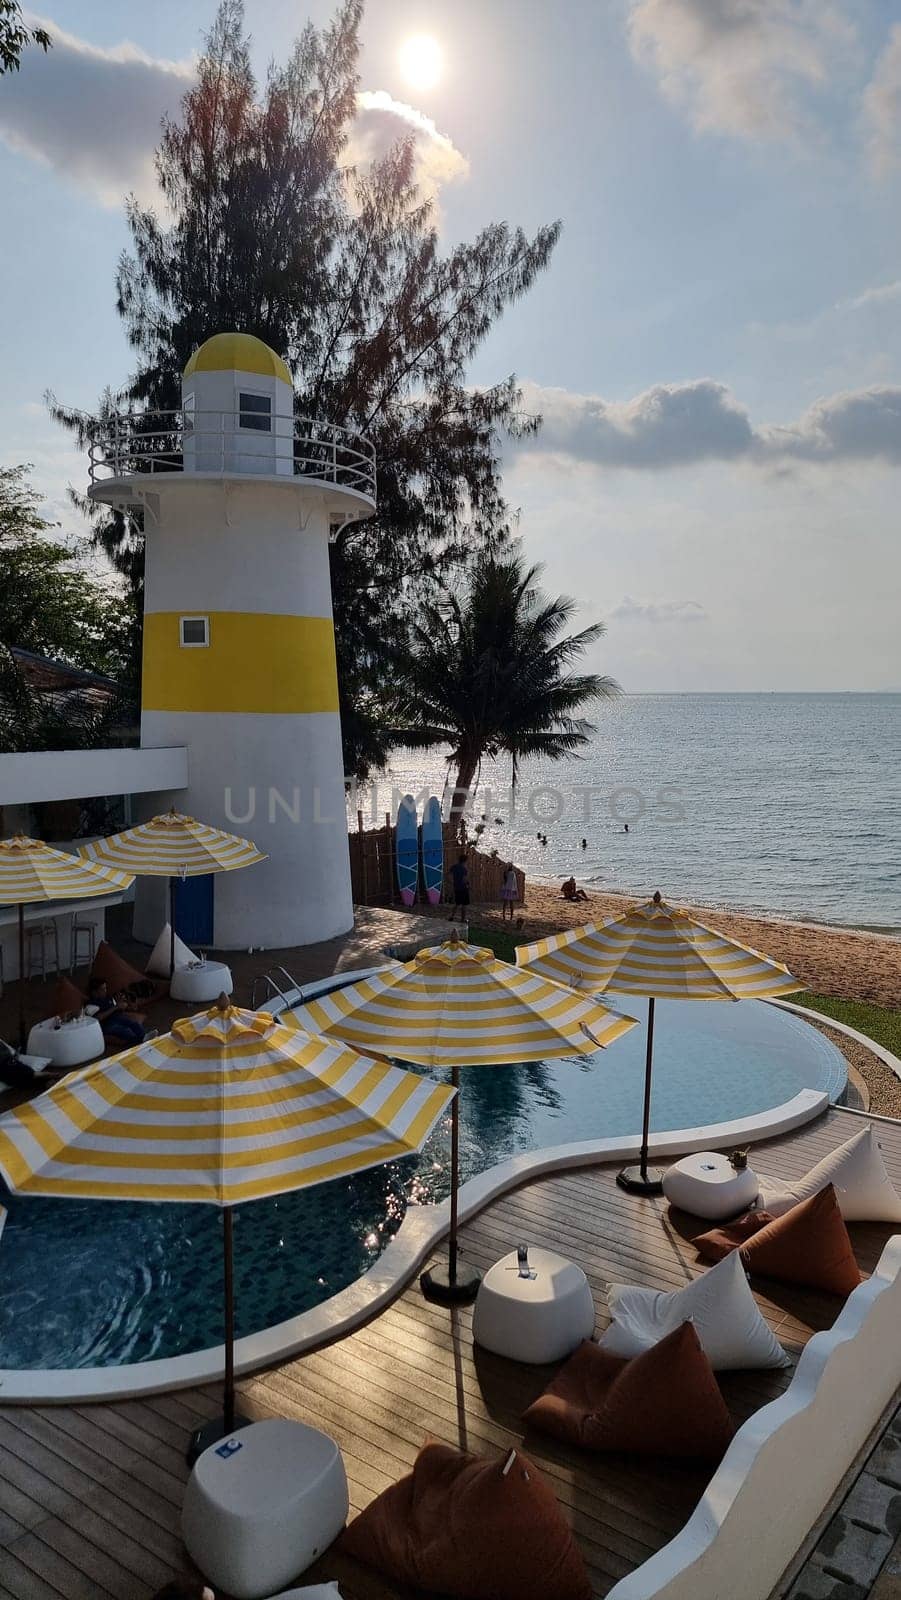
[0,996,846,1371]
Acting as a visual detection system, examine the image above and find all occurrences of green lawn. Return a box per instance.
[787,993,901,1059]
[467,924,519,963]
[470,924,901,1062]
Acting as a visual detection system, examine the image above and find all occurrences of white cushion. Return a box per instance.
[267,1587,343,1599]
[599,1250,790,1371]
[759,1126,901,1224]
[145,922,198,976]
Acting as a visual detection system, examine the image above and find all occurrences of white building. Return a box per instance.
[1,332,377,956]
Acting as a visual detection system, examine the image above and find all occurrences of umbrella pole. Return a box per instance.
[223,1206,235,1433]
[186,1206,252,1466]
[17,903,26,1049]
[448,1070,461,1284]
[617,997,664,1196]
[421,1062,481,1306]
[169,877,176,979]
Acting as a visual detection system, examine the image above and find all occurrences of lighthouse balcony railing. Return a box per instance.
[88,409,376,499]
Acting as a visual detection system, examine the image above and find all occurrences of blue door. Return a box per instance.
[173,874,214,947]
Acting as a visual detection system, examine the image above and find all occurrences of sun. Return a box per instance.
[399,33,443,92]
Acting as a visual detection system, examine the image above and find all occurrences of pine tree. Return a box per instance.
[52,0,559,778]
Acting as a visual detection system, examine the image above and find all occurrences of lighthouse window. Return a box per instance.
[182,392,195,433]
[238,391,271,432]
[180,616,210,648]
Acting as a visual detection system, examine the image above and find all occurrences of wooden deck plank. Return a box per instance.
[1,1107,899,1599]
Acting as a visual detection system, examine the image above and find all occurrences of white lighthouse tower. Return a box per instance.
[88,331,376,948]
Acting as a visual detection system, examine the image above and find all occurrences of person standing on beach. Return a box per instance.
[449,852,470,922]
[500,861,518,922]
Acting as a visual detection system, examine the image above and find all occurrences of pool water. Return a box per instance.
[0,998,846,1370]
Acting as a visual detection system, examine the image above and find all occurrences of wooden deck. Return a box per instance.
[2,1106,900,1600]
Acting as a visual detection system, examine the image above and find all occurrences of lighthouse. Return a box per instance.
[88,332,376,948]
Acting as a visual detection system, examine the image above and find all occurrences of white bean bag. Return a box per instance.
[599,1250,790,1372]
[267,1586,343,1598]
[759,1126,901,1225]
[145,922,198,976]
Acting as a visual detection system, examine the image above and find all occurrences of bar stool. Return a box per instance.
[26,921,61,980]
[69,912,97,974]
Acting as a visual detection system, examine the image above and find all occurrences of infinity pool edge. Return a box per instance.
[0,1084,831,1404]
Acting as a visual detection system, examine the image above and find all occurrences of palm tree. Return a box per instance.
[393,551,619,820]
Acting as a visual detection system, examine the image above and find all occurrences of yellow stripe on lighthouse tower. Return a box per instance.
[141,612,340,715]
[90,331,377,950]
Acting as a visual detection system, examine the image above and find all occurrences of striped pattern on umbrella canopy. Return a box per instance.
[288,939,637,1069]
[77,811,265,878]
[516,895,802,1001]
[0,835,133,904]
[0,1003,456,1205]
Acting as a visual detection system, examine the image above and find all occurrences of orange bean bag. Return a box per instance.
[694,1183,861,1296]
[90,942,168,1004]
[339,1441,591,1600]
[523,1322,734,1461]
[52,976,89,1017]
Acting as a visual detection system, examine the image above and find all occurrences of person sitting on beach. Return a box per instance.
[87,978,147,1047]
[561,876,589,903]
[500,862,518,922]
[448,852,470,923]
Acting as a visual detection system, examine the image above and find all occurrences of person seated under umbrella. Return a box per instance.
[87,977,147,1047]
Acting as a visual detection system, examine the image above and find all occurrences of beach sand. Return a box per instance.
[418,880,901,1116]
[462,881,901,1009]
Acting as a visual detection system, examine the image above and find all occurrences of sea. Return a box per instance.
[357,693,901,936]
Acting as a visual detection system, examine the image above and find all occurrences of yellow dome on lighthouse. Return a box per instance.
[183,332,291,386]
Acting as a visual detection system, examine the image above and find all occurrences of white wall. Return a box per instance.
[142,481,334,616]
[0,747,188,808]
[182,367,294,476]
[137,709,352,948]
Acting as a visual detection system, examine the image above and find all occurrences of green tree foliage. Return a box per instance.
[391,548,620,819]
[53,0,559,779]
[0,1,50,75]
[0,464,137,751]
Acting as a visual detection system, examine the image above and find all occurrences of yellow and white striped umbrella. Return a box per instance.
[0,835,134,1043]
[290,937,636,1068]
[77,810,265,879]
[0,998,456,1441]
[517,893,801,1196]
[0,834,133,904]
[515,892,801,1001]
[79,809,265,977]
[290,937,636,1302]
[0,1000,456,1206]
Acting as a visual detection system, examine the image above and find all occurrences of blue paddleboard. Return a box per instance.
[396,794,419,906]
[421,796,444,905]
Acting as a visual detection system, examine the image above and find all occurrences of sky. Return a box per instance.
[2,0,901,692]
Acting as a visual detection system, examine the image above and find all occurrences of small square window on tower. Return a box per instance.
[238,391,272,432]
[180,615,210,648]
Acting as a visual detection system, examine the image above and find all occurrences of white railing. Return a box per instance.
[88,408,376,500]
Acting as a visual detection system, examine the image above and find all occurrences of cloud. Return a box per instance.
[626,0,855,143]
[514,378,901,470]
[517,378,754,468]
[0,16,193,205]
[762,386,901,461]
[351,91,469,201]
[862,23,901,176]
[0,21,467,213]
[612,596,708,623]
[845,280,901,310]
